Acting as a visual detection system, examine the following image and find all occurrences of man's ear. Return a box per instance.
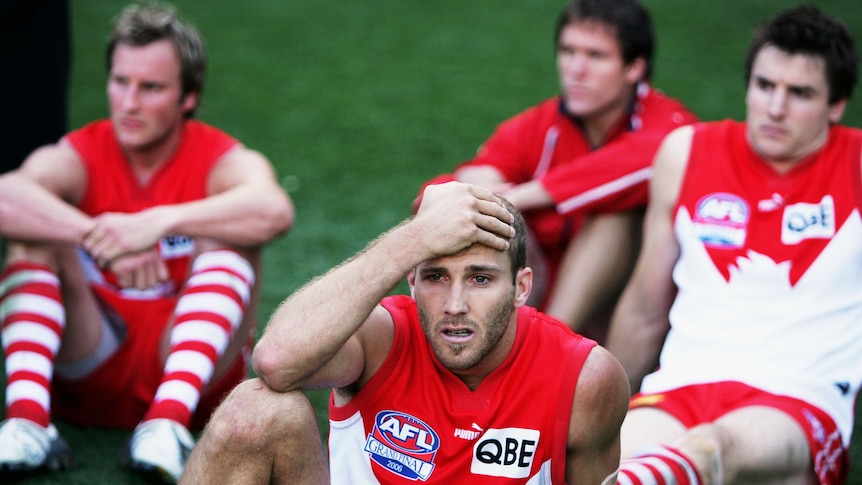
[829,97,848,123]
[624,57,647,85]
[407,268,417,297]
[513,267,533,308]
[181,91,199,115]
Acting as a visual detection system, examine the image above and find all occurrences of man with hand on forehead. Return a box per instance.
[182,182,630,484]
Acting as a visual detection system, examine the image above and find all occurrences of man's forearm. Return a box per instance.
[253,182,515,392]
[153,184,293,247]
[253,220,425,391]
[0,174,92,245]
[502,179,554,212]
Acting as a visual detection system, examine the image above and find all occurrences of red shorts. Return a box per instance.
[630,381,847,485]
[51,294,248,430]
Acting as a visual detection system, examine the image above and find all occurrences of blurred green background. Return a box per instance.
[3,0,862,483]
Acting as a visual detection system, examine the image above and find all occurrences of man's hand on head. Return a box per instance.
[413,182,515,256]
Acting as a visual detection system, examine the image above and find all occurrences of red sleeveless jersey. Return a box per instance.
[51,120,241,428]
[66,119,238,298]
[643,120,862,446]
[328,295,596,484]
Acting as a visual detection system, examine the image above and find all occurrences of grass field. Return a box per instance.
[4,0,862,483]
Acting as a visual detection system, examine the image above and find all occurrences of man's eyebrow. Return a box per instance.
[788,84,818,96]
[754,74,818,94]
[418,264,503,274]
[754,74,773,84]
[418,266,448,274]
[465,264,503,274]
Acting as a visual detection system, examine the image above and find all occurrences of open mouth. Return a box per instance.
[442,328,474,343]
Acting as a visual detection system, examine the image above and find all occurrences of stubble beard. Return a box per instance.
[418,291,516,372]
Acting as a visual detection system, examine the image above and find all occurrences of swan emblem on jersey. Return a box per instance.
[365,410,440,480]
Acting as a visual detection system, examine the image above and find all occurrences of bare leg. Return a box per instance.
[621,406,818,485]
[689,407,817,485]
[621,407,687,459]
[545,210,643,340]
[181,378,329,485]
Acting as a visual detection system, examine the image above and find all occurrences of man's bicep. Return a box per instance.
[565,346,630,484]
[603,127,691,389]
[649,125,693,210]
[207,146,280,195]
[633,125,693,279]
[304,305,395,394]
[18,142,87,202]
[637,125,693,280]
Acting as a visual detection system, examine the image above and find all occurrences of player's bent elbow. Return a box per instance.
[262,191,295,240]
[251,344,299,393]
[0,200,11,233]
[0,183,23,235]
[251,347,281,387]
[274,197,295,236]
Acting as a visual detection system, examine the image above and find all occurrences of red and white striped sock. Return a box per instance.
[143,250,254,427]
[1,262,64,428]
[617,445,703,485]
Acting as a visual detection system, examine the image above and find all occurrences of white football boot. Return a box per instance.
[0,418,76,474]
[121,418,195,484]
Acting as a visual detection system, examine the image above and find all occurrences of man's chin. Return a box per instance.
[114,133,146,149]
[562,99,594,118]
[436,347,479,372]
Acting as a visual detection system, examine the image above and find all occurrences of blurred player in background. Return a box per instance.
[0,3,293,482]
[416,0,696,341]
[608,6,860,484]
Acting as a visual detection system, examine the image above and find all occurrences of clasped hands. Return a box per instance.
[81,211,169,290]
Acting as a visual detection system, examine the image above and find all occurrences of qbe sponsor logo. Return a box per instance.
[471,427,540,479]
[781,195,835,244]
[692,192,749,248]
[365,410,439,481]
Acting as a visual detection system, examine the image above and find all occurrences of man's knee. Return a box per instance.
[203,378,319,451]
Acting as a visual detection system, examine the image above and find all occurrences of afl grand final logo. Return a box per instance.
[692,192,750,248]
[365,410,440,481]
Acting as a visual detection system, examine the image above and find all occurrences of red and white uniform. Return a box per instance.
[642,120,862,446]
[328,295,596,484]
[50,119,246,428]
[420,84,697,289]
[72,118,238,297]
